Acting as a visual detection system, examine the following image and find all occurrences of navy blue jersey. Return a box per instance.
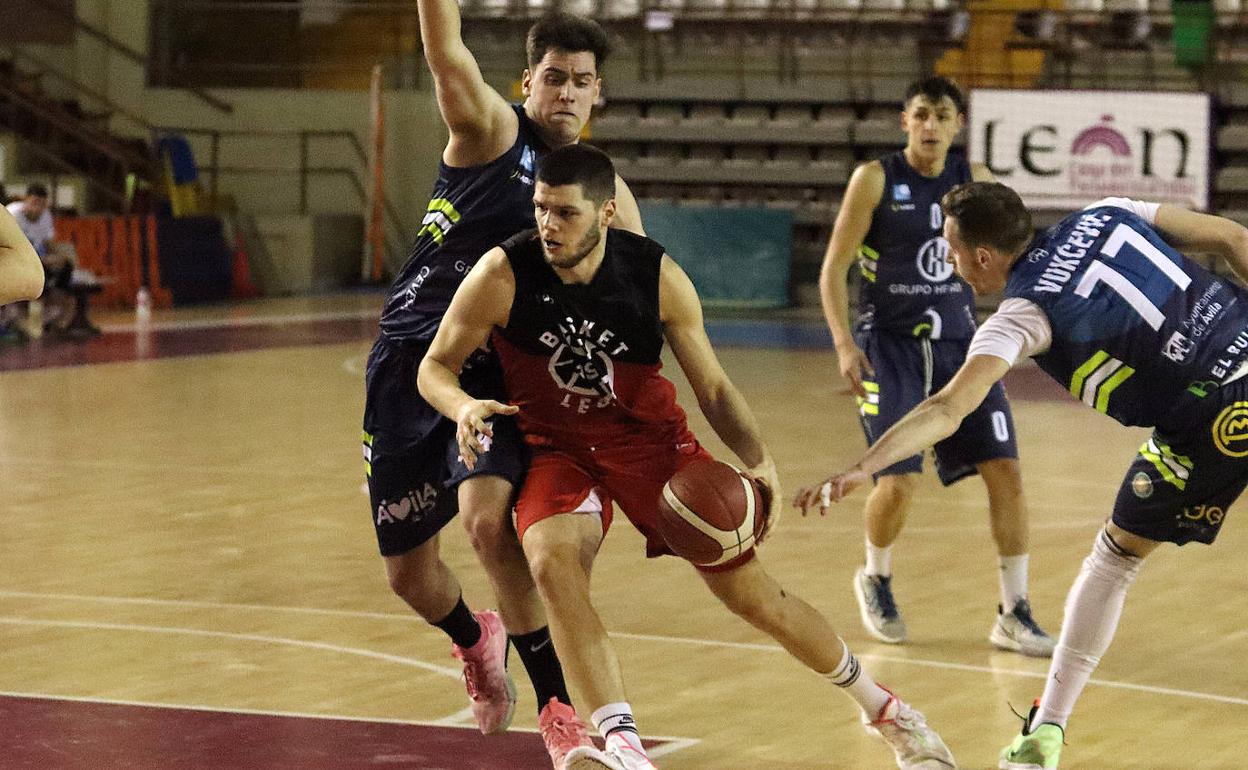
[1007,204,1248,428]
[857,151,977,340]
[378,104,546,346]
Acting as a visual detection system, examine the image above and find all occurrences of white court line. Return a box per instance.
[428,706,476,726]
[1,590,1244,708]
[609,631,1248,707]
[0,616,461,679]
[0,589,421,621]
[777,519,1103,535]
[0,456,337,480]
[0,688,473,728]
[100,308,380,334]
[0,686,696,752]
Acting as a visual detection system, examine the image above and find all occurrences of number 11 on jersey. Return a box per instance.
[1075,223,1192,330]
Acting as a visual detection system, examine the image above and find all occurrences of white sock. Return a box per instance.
[1033,529,1142,731]
[998,553,1029,610]
[824,639,892,718]
[865,536,892,577]
[591,702,647,757]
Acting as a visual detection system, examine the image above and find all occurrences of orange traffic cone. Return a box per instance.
[230,233,260,298]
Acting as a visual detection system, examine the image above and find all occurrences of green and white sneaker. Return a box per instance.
[999,701,1064,769]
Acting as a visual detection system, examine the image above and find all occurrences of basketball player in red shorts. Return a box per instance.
[419,144,957,770]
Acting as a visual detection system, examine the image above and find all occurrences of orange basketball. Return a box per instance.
[657,459,765,567]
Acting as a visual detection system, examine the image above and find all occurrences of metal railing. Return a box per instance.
[156,126,406,265]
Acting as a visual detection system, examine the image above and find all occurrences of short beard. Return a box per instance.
[545,226,601,270]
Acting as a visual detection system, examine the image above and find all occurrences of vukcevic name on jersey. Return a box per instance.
[1006,204,1248,428]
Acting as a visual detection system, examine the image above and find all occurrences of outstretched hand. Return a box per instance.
[454,399,519,470]
[792,466,869,517]
[836,341,875,399]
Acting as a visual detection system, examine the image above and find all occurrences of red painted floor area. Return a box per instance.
[0,695,633,770]
[0,318,377,372]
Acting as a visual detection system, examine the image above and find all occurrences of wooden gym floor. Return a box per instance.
[0,293,1243,769]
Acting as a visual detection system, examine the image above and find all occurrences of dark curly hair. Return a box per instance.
[526,13,610,69]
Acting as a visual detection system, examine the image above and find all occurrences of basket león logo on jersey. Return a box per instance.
[916,237,954,282]
[539,318,628,413]
[1212,401,1248,457]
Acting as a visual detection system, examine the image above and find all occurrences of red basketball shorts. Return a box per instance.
[513,436,757,572]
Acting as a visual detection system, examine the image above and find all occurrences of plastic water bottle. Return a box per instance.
[135,286,152,324]
[26,298,43,340]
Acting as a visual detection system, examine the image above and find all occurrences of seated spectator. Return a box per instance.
[7,184,54,257]
[6,184,75,334]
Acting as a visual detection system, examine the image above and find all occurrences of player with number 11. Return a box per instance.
[797,181,1248,770]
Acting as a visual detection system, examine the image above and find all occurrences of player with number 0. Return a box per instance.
[795,181,1248,770]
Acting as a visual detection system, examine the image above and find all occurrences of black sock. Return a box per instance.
[433,596,481,649]
[511,626,570,712]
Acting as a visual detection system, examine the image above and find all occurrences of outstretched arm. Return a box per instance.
[795,354,1010,515]
[418,248,516,468]
[418,0,517,167]
[1153,205,1248,286]
[0,207,43,304]
[818,162,883,397]
[660,255,781,537]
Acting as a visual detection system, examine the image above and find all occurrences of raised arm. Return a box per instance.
[795,353,1010,515]
[659,255,781,535]
[417,247,517,467]
[418,0,517,167]
[818,161,884,397]
[1153,205,1248,286]
[0,207,44,304]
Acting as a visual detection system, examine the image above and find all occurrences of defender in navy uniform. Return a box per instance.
[798,182,1248,769]
[362,7,644,766]
[818,76,1054,655]
[420,144,958,770]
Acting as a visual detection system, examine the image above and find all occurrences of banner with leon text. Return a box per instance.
[968,89,1210,211]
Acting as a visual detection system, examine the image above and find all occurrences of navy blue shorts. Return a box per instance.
[1111,374,1248,545]
[855,330,1019,485]
[362,337,527,556]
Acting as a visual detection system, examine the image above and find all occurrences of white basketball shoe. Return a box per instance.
[863,688,957,769]
[565,741,658,770]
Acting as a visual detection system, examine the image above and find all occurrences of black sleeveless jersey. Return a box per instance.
[379,104,546,346]
[491,228,691,448]
[857,151,977,340]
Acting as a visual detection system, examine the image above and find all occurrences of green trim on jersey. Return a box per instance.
[417,198,463,245]
[857,380,880,416]
[1070,350,1135,414]
[1138,437,1193,490]
[858,243,879,283]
